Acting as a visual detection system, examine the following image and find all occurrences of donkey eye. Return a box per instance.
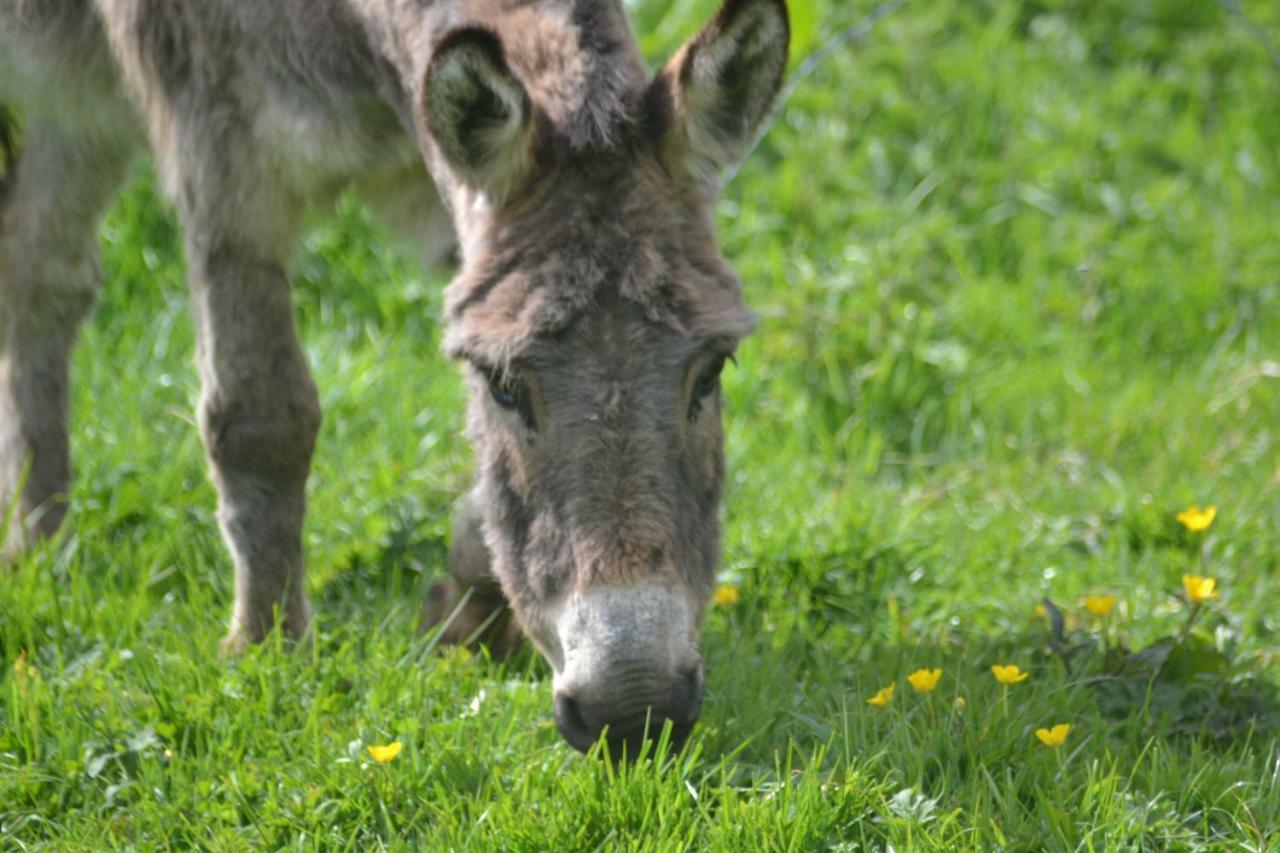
[485,371,536,430]
[488,374,518,408]
[688,355,728,422]
[694,356,726,399]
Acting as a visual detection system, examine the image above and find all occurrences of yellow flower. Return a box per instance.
[1034,724,1070,747]
[866,684,895,708]
[366,742,402,763]
[953,696,966,713]
[713,584,740,607]
[1083,594,1116,617]
[1176,505,1216,532]
[991,664,1029,685]
[1033,603,1048,620]
[1182,575,1219,604]
[906,668,943,693]
[12,653,37,682]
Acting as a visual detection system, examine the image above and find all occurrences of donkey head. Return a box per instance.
[418,0,789,755]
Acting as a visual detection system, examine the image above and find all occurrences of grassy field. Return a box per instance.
[4,0,1280,847]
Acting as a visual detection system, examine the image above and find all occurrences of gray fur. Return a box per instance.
[0,0,788,751]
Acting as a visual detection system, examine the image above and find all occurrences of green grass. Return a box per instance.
[4,0,1280,847]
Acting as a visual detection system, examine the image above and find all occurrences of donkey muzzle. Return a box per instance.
[553,661,704,756]
[546,583,704,756]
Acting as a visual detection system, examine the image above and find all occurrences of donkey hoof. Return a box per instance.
[0,524,41,566]
[219,626,314,656]
[219,610,313,657]
[218,630,253,657]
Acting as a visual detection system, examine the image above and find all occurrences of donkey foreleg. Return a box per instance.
[186,240,321,651]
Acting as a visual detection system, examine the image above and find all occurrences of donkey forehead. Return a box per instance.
[526,292,739,379]
[442,193,757,366]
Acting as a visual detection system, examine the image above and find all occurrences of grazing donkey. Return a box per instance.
[0,0,789,754]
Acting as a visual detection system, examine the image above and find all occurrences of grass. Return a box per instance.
[3,0,1280,847]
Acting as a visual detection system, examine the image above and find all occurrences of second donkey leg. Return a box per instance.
[0,120,133,559]
[420,488,522,657]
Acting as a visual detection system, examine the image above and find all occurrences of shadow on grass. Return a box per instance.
[314,504,450,616]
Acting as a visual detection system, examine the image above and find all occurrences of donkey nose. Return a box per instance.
[553,664,704,757]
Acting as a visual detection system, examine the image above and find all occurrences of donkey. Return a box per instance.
[0,0,789,755]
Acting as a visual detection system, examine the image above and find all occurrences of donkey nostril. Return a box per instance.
[555,693,586,730]
[553,692,598,752]
[676,664,705,725]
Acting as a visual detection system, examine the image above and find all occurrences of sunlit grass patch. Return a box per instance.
[3,0,1280,847]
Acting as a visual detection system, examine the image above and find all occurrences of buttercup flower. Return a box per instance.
[1176,505,1216,532]
[713,584,741,607]
[991,664,1029,685]
[1083,594,1116,617]
[1035,724,1070,747]
[12,653,35,680]
[906,668,943,693]
[867,684,895,708]
[1182,575,1219,604]
[367,742,402,763]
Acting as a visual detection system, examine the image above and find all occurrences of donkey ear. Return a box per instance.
[423,27,535,200]
[647,0,789,194]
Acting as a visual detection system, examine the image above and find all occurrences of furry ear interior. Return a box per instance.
[422,27,535,200]
[647,0,790,194]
